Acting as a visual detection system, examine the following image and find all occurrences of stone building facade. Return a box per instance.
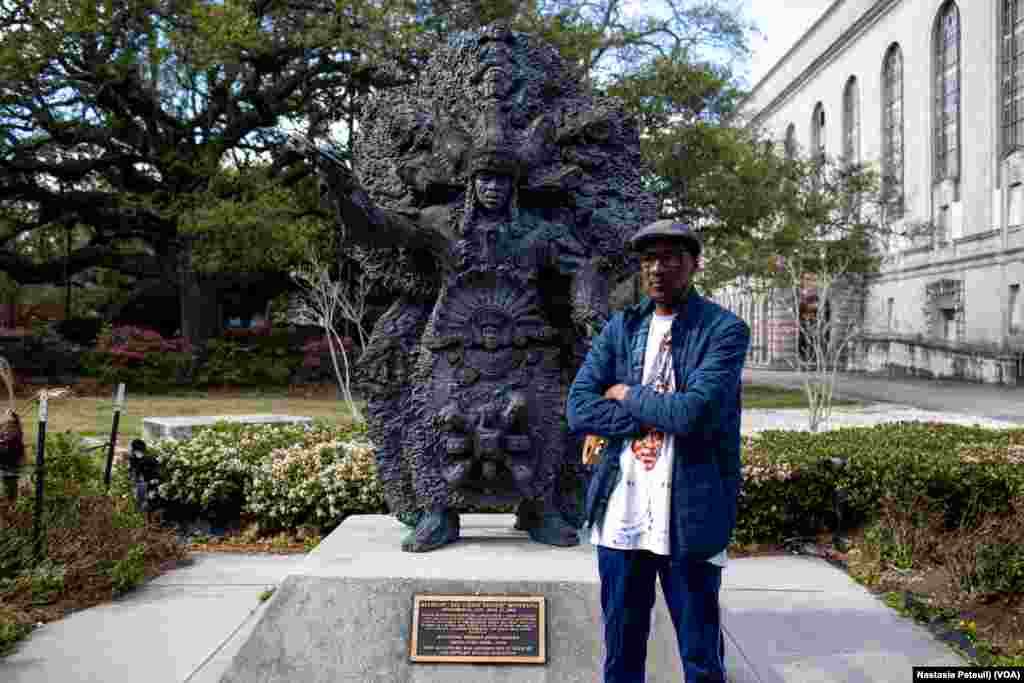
[731,0,1024,384]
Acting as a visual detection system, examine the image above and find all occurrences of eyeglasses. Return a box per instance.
[639,252,685,269]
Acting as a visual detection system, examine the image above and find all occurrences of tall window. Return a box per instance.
[1011,284,1021,334]
[934,1,961,181]
[810,103,825,160]
[1004,0,1024,153]
[843,76,860,163]
[882,44,905,218]
[784,123,797,159]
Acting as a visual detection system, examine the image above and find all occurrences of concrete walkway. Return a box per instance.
[743,402,1018,434]
[1,524,964,683]
[746,367,1024,423]
[0,553,307,683]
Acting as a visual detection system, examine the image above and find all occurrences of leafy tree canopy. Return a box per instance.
[0,0,418,286]
[415,0,753,86]
[2,0,784,313]
[702,154,902,295]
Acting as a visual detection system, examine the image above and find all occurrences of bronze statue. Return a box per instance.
[313,25,657,552]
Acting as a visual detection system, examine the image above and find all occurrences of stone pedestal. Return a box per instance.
[141,414,312,441]
[217,515,754,682]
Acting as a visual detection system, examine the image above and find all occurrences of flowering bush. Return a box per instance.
[154,422,318,513]
[223,320,272,339]
[247,437,385,531]
[299,336,357,381]
[300,337,330,369]
[81,324,312,388]
[151,421,379,530]
[80,325,191,389]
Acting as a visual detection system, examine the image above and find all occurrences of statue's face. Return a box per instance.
[481,324,500,350]
[475,172,512,212]
[480,66,512,99]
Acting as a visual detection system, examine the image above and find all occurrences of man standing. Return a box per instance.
[567,220,750,682]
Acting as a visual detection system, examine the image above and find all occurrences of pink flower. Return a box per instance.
[302,338,330,354]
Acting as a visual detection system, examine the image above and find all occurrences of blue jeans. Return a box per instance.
[597,546,725,682]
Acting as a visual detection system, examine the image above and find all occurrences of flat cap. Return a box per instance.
[628,219,702,259]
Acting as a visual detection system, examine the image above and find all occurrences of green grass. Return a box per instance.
[742,384,860,410]
[16,384,841,457]
[21,390,364,458]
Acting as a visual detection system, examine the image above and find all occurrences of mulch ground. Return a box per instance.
[0,502,189,628]
[185,538,309,554]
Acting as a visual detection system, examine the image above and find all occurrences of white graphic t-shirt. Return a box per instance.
[591,313,728,566]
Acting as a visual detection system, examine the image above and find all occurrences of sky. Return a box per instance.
[743,0,832,87]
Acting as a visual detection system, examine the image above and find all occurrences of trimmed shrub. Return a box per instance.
[192,332,302,387]
[736,423,1024,545]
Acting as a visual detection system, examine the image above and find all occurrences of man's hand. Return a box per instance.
[603,384,630,402]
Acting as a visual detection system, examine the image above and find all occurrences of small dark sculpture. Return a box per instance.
[313,25,657,551]
[128,439,160,513]
[0,359,24,502]
[0,409,22,501]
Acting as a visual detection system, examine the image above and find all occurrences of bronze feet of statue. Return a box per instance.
[514,496,579,547]
[401,506,461,553]
[400,498,577,552]
[527,509,579,547]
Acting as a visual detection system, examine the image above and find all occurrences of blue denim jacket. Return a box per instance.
[566,290,750,561]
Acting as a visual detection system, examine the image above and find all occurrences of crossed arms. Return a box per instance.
[566,314,750,440]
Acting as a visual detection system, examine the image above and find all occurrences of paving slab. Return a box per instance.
[721,556,963,683]
[0,553,306,683]
[746,368,1024,423]
[742,403,1017,435]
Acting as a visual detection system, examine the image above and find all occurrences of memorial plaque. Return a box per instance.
[410,594,546,664]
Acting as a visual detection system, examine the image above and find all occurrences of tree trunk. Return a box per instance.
[179,239,201,352]
[177,239,222,365]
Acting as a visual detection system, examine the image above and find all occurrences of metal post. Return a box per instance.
[33,394,48,563]
[104,383,125,488]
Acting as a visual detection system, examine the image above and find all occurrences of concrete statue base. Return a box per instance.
[218,514,753,682]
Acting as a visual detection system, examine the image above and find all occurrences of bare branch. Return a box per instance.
[290,245,370,421]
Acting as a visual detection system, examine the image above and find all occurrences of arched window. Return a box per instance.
[810,103,825,160]
[784,123,797,159]
[1003,0,1024,153]
[882,44,905,218]
[934,1,961,181]
[843,76,860,163]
